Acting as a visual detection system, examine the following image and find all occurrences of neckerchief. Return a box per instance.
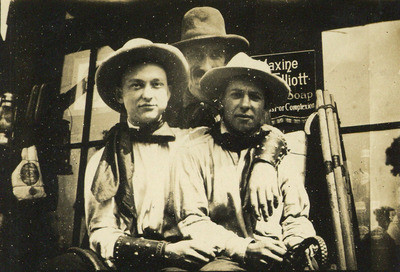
[209,122,267,153]
[90,121,175,203]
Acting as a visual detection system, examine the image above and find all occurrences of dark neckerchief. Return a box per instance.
[209,122,267,153]
[128,119,175,143]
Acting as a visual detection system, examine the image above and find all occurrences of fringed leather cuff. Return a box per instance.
[254,126,288,168]
[113,235,168,267]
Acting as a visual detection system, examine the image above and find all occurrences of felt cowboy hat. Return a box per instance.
[200,52,291,108]
[96,38,189,113]
[173,7,249,53]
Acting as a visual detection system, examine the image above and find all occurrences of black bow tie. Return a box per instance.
[128,128,174,143]
[128,120,175,143]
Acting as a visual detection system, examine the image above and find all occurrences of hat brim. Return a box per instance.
[200,67,290,109]
[96,44,189,113]
[172,34,249,53]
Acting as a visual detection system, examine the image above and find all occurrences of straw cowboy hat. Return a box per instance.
[96,38,189,113]
[173,6,249,53]
[200,52,290,108]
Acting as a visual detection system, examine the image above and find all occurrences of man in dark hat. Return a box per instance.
[173,53,326,271]
[167,6,249,129]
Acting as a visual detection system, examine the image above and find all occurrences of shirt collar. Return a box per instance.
[220,121,229,134]
[127,118,176,139]
[219,120,263,136]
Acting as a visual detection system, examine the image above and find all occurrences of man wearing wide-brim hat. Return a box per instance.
[173,53,326,270]
[166,6,249,129]
[170,6,290,224]
[81,39,291,271]
[84,38,226,270]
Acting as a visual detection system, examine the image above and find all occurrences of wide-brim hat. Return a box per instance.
[200,52,290,108]
[173,7,249,54]
[96,38,189,113]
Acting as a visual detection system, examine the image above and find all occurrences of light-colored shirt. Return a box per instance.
[84,122,186,264]
[172,128,316,261]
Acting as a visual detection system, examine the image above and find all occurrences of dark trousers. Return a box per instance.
[42,254,246,271]
[162,257,245,272]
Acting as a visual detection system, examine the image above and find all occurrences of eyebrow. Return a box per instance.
[125,78,165,83]
[124,78,143,84]
[228,88,245,92]
[228,88,264,96]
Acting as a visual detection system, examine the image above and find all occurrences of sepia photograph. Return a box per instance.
[0,0,399,270]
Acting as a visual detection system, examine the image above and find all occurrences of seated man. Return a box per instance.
[172,52,324,271]
[83,39,289,271]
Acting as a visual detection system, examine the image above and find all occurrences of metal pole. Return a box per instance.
[316,89,346,269]
[333,97,361,263]
[72,47,97,246]
[324,91,357,269]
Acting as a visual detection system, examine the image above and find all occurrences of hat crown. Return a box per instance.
[200,52,290,108]
[181,7,227,40]
[121,38,153,50]
[226,52,273,75]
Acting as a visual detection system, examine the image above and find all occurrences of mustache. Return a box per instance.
[235,114,254,119]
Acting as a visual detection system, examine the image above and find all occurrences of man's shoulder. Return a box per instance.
[88,147,105,165]
[86,148,105,176]
[172,126,213,153]
[183,126,213,146]
[84,148,105,190]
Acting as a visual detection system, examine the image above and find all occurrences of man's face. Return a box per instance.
[221,78,266,135]
[182,43,227,100]
[116,63,170,126]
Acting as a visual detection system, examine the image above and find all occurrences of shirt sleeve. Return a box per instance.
[84,148,126,263]
[171,144,253,262]
[278,133,316,248]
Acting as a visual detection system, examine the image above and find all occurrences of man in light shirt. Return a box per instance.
[83,39,288,270]
[173,52,325,271]
[168,6,281,224]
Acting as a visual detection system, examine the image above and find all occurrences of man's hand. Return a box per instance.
[284,236,328,270]
[248,162,280,221]
[164,240,218,267]
[245,239,287,266]
[304,245,320,270]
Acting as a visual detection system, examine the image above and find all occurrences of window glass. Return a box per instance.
[343,129,400,238]
[89,87,119,141]
[322,20,400,127]
[60,49,90,144]
[90,46,119,141]
[60,46,118,144]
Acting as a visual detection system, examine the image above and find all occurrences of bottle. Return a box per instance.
[12,145,46,200]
